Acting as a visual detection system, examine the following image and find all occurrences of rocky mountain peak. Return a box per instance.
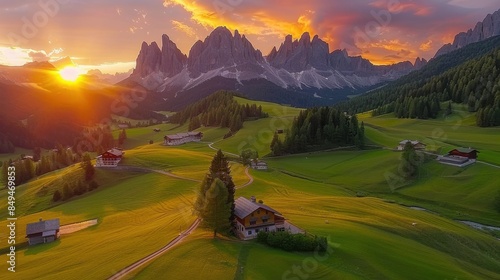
[187,26,264,77]
[435,8,500,57]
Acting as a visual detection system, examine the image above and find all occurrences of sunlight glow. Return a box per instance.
[59,66,83,82]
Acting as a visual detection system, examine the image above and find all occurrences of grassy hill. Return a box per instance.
[2,99,499,279]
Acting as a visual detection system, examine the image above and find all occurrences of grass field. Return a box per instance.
[213,97,302,156]
[358,108,500,165]
[131,168,500,279]
[2,172,199,280]
[2,99,499,279]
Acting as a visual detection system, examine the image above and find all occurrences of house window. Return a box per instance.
[262,218,268,223]
[265,227,269,232]
[250,221,256,225]
[248,230,252,235]
[256,229,259,233]
[257,210,260,214]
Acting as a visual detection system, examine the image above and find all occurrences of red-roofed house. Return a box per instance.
[95,148,124,167]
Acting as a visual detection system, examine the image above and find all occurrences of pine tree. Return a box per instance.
[199,178,232,238]
[80,153,95,181]
[208,150,235,230]
[118,129,127,145]
[401,142,419,179]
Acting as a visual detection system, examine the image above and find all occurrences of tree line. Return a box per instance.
[335,38,500,127]
[271,107,365,155]
[169,91,269,133]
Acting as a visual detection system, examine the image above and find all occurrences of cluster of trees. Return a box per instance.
[240,149,259,166]
[170,91,268,133]
[194,150,236,237]
[75,126,115,154]
[1,145,82,186]
[52,153,97,202]
[271,107,365,155]
[336,38,500,127]
[257,231,328,252]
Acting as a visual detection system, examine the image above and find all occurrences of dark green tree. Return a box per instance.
[240,149,258,166]
[199,178,232,238]
[80,153,95,181]
[401,142,419,179]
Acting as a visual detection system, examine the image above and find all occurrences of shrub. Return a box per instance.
[257,230,328,252]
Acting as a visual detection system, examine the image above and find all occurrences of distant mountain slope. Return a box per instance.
[435,8,500,57]
[336,35,500,122]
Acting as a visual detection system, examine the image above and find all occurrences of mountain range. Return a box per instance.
[128,27,423,108]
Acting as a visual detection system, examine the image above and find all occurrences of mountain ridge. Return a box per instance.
[435,8,500,57]
[129,26,421,96]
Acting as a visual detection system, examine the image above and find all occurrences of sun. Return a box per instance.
[59,66,83,82]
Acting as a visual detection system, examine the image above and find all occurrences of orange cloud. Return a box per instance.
[171,20,198,39]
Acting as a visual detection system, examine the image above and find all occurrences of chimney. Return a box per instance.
[250,196,256,203]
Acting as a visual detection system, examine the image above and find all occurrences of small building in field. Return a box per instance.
[234,196,286,240]
[95,148,124,167]
[448,148,479,160]
[437,148,479,167]
[397,140,426,151]
[250,159,268,170]
[26,218,60,245]
[164,132,203,146]
[153,128,161,132]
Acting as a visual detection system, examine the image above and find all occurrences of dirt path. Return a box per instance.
[236,167,253,189]
[152,170,202,183]
[108,218,201,280]
[59,219,98,235]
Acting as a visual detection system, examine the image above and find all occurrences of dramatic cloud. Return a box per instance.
[0,0,498,72]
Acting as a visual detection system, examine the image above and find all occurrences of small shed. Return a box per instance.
[26,218,60,245]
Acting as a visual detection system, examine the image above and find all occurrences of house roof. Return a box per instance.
[453,148,478,154]
[399,140,425,146]
[26,219,60,235]
[234,197,281,219]
[107,148,124,157]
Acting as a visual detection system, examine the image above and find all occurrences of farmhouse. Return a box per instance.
[234,196,286,240]
[95,148,124,167]
[164,132,203,146]
[250,159,268,170]
[397,140,426,151]
[26,218,60,245]
[448,148,479,160]
[437,148,479,167]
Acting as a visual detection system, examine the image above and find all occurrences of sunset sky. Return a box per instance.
[0,0,498,74]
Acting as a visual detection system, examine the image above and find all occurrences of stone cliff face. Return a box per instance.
[132,26,422,92]
[267,33,330,72]
[435,9,500,57]
[187,27,264,77]
[134,35,186,78]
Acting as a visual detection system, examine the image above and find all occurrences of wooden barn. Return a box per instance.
[448,148,479,160]
[26,218,60,245]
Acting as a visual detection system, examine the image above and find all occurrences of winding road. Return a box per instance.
[107,143,254,279]
[107,219,201,280]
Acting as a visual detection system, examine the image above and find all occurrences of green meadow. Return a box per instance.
[1,100,499,279]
